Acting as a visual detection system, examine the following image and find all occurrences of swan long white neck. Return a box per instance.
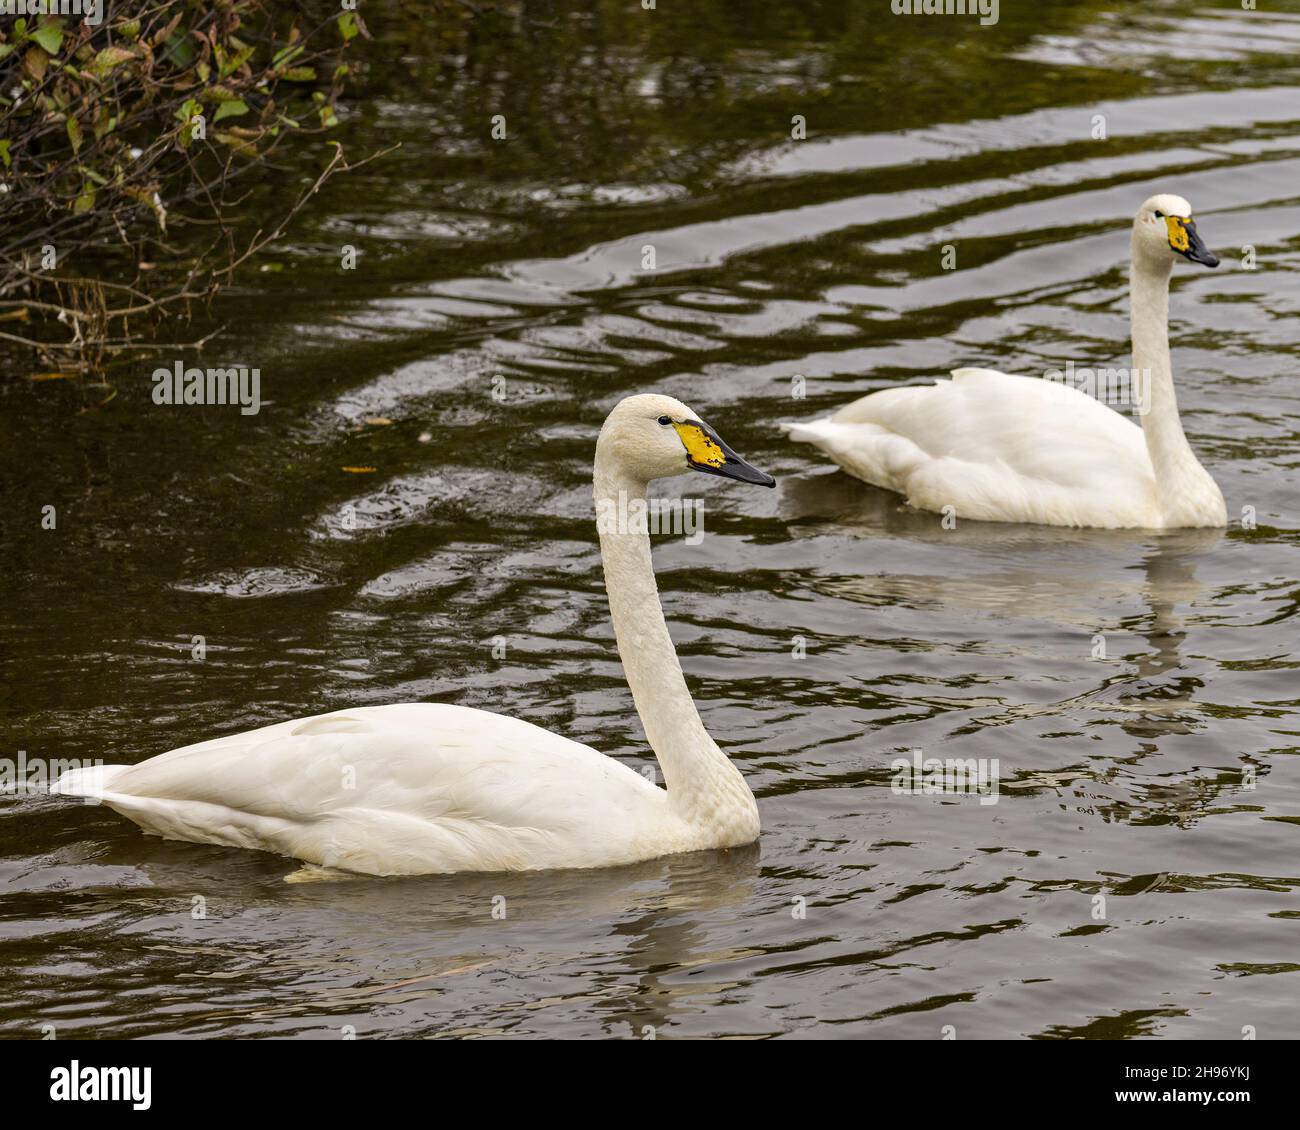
[1129,236,1224,527]
[592,453,757,830]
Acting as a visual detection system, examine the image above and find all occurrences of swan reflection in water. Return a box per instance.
[778,465,1226,731]
[78,839,765,1036]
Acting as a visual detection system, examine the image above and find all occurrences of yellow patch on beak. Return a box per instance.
[1165,215,1191,253]
[673,421,726,468]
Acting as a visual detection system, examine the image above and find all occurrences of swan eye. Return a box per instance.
[657,415,672,426]
[1153,210,1164,219]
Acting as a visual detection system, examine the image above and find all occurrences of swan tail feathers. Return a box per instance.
[780,419,836,445]
[782,417,925,494]
[51,764,129,799]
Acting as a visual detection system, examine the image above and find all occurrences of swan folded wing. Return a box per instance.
[90,703,667,873]
[785,369,1162,526]
[832,368,1151,487]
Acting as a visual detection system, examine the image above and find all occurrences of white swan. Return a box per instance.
[783,194,1227,529]
[53,395,775,876]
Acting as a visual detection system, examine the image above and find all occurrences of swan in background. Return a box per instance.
[783,194,1227,529]
[54,395,775,876]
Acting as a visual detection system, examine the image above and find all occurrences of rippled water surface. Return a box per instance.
[3,0,1299,1039]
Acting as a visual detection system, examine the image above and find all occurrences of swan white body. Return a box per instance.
[784,195,1227,530]
[55,705,714,875]
[54,395,774,876]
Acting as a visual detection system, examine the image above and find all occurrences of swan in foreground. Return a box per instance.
[783,194,1227,529]
[54,395,775,876]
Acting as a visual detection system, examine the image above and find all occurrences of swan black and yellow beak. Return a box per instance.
[673,420,776,487]
[1166,216,1219,268]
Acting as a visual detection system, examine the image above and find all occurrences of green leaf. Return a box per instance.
[30,24,63,55]
[339,12,360,42]
[0,140,10,169]
[271,43,304,70]
[213,99,248,123]
[282,66,316,82]
[91,46,135,76]
[218,44,254,79]
[65,114,82,153]
[175,98,203,148]
[72,185,96,214]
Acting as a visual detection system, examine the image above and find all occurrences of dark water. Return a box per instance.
[3,0,1300,1039]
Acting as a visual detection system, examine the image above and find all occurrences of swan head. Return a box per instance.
[598,394,775,487]
[1134,193,1219,269]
